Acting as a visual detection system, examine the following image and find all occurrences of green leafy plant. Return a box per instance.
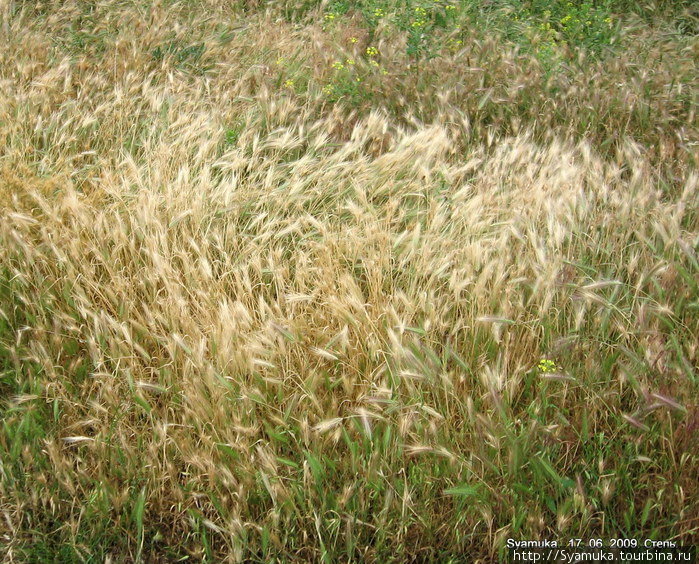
[322,57,367,103]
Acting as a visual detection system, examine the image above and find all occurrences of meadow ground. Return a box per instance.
[0,0,697,561]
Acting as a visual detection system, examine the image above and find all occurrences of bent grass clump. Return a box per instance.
[0,0,697,561]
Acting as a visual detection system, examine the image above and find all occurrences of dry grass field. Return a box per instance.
[0,0,697,561]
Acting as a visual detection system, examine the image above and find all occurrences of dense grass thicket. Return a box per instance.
[1,0,697,561]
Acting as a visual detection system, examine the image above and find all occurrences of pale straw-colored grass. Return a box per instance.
[1,0,697,561]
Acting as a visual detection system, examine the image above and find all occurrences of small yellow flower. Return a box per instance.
[366,46,378,57]
[283,79,294,88]
[275,57,285,66]
[373,8,385,18]
[345,58,355,66]
[537,359,560,374]
[349,37,358,44]
[447,38,463,51]
[331,61,344,71]
[324,13,336,21]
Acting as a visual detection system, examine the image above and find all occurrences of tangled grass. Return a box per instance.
[0,0,697,561]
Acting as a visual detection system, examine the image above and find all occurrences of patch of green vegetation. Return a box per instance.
[151,39,210,74]
[321,0,620,71]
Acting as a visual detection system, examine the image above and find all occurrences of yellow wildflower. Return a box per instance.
[537,359,560,374]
